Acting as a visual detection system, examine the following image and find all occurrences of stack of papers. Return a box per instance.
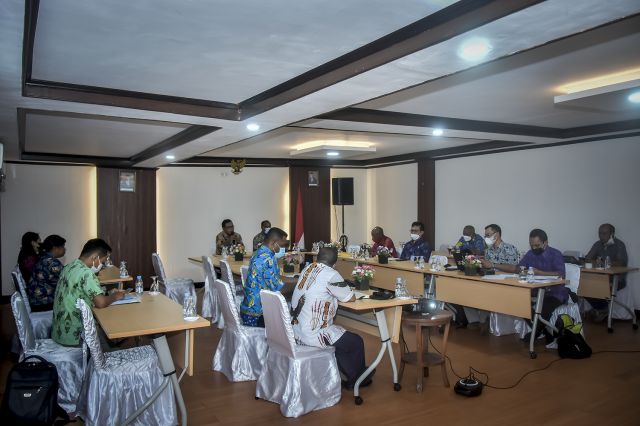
[111,293,141,305]
[481,274,518,280]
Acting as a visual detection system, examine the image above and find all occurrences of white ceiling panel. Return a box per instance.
[201,127,491,160]
[32,0,456,103]
[25,113,188,158]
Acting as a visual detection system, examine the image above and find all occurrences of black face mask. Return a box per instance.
[532,247,545,255]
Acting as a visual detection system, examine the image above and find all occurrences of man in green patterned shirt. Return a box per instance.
[52,238,124,346]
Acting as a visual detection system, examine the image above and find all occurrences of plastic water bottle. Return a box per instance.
[135,276,144,294]
[395,277,402,296]
[183,292,193,319]
[526,266,535,283]
[418,256,425,270]
[604,256,611,269]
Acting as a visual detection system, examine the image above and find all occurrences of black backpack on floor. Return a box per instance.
[1,355,68,425]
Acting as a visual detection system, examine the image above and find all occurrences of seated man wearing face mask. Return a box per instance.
[241,227,296,327]
[480,224,520,270]
[400,221,432,260]
[499,229,567,340]
[584,223,628,321]
[252,220,271,252]
[52,238,125,346]
[454,225,485,255]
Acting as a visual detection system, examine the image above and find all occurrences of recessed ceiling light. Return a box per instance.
[327,151,340,157]
[629,91,640,103]
[432,128,444,136]
[246,123,260,131]
[165,154,175,160]
[457,37,492,61]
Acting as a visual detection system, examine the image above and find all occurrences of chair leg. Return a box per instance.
[398,327,406,383]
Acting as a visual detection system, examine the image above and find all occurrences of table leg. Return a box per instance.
[441,322,450,387]
[354,308,400,405]
[529,288,546,359]
[153,334,188,426]
[416,324,423,392]
[608,275,638,333]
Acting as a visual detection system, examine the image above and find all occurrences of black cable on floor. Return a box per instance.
[427,335,640,390]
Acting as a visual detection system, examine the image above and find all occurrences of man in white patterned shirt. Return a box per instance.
[291,247,374,389]
[481,224,521,270]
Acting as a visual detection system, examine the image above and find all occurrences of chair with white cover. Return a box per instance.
[219,259,244,308]
[10,293,84,413]
[256,290,341,418]
[75,299,176,426]
[212,279,267,381]
[151,253,195,306]
[201,256,220,323]
[12,268,52,339]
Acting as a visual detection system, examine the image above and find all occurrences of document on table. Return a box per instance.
[481,274,518,280]
[111,293,141,305]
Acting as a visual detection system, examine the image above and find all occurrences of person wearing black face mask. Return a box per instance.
[584,223,628,321]
[499,229,568,341]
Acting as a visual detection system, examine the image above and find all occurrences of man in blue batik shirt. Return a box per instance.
[400,221,432,260]
[455,225,485,255]
[240,227,296,327]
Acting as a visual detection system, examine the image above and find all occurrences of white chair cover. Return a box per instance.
[152,253,195,306]
[12,268,52,339]
[201,256,220,322]
[219,259,244,308]
[212,279,268,381]
[75,299,176,426]
[240,265,249,288]
[256,290,341,418]
[10,293,84,413]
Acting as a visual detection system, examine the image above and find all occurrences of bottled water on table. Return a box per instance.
[604,256,611,269]
[395,277,411,299]
[135,275,144,294]
[183,292,197,320]
[526,266,535,283]
[119,261,128,278]
[518,266,527,282]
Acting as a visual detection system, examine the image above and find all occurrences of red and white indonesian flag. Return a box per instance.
[294,186,305,250]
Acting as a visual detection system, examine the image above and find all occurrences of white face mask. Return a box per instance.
[463,235,472,242]
[91,258,103,274]
[484,236,496,247]
[606,236,615,246]
[264,227,271,234]
[410,233,420,241]
[275,247,286,259]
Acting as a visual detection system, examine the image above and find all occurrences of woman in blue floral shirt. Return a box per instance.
[28,234,66,311]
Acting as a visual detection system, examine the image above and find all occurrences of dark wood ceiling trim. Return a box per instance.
[239,0,546,118]
[17,108,27,155]
[561,119,640,139]
[21,0,39,87]
[129,125,219,164]
[315,108,640,140]
[315,108,562,138]
[23,80,240,120]
[20,152,135,168]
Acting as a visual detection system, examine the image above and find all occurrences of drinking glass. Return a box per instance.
[518,266,527,281]
[150,276,159,294]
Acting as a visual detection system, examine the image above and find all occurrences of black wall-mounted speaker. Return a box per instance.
[332,177,354,206]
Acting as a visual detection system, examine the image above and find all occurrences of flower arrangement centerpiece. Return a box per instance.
[283,252,300,273]
[461,254,482,276]
[376,246,392,264]
[352,265,375,290]
[232,243,246,261]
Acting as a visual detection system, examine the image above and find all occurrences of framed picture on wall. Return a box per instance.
[308,170,319,187]
[119,171,136,192]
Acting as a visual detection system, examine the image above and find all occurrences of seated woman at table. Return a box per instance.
[27,234,67,312]
[240,228,296,327]
[17,231,41,283]
[291,247,374,390]
[52,238,125,347]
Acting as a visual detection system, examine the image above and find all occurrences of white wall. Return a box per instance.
[157,167,289,281]
[330,164,417,248]
[435,136,640,307]
[1,164,96,295]
[369,163,418,248]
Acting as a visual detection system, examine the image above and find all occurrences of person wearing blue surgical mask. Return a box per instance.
[240,227,296,327]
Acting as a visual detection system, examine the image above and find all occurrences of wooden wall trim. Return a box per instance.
[417,159,436,248]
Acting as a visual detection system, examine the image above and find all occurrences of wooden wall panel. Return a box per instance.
[97,168,156,285]
[417,159,435,248]
[289,167,330,248]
